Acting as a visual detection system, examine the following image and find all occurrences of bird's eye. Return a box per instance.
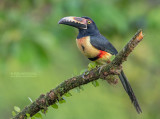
[88,20,91,24]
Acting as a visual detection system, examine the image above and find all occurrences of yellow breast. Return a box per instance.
[76,36,100,58]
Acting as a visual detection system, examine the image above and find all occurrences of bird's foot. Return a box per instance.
[98,64,106,74]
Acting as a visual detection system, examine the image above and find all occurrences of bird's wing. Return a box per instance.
[90,35,118,55]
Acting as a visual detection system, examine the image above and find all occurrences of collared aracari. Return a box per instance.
[58,16,142,113]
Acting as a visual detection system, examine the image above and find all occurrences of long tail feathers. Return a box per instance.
[118,70,142,114]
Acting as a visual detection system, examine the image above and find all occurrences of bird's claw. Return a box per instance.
[98,65,105,74]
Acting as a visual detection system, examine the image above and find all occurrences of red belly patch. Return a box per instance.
[98,50,109,58]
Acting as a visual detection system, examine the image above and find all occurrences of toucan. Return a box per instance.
[58,16,142,113]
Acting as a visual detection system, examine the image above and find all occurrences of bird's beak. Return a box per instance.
[58,16,87,29]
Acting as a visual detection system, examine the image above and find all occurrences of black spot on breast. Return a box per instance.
[81,45,85,51]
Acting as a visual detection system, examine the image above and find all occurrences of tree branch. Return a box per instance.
[12,30,143,119]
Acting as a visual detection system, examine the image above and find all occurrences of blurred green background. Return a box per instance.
[0,0,160,119]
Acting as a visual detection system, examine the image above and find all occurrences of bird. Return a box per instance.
[58,16,142,113]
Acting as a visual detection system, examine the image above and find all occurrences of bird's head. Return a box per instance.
[58,16,99,37]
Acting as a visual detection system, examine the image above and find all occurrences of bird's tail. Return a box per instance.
[118,70,142,114]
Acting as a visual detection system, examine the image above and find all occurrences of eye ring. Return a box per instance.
[88,20,91,24]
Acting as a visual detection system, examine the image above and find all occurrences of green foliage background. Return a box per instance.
[0,0,160,118]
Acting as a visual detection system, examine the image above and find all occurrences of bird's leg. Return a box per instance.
[98,60,111,74]
[98,60,119,84]
[98,64,106,74]
[98,65,119,84]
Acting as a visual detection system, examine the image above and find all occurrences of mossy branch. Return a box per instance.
[12,30,143,119]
